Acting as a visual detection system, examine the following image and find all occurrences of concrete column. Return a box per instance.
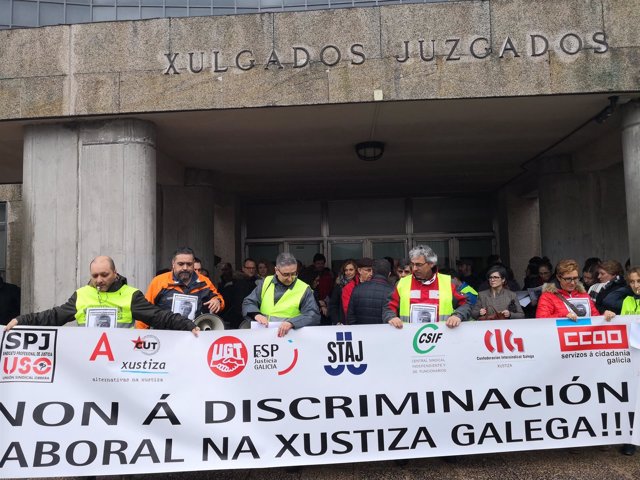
[22,119,156,312]
[158,185,215,271]
[622,101,640,266]
[537,155,594,264]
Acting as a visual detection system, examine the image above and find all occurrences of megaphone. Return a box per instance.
[238,319,252,329]
[194,313,225,331]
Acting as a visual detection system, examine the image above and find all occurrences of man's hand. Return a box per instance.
[501,310,511,318]
[255,314,269,326]
[205,297,221,313]
[604,310,616,322]
[191,326,200,337]
[445,315,462,328]
[278,321,293,337]
[388,317,403,329]
[479,308,487,316]
[3,319,18,331]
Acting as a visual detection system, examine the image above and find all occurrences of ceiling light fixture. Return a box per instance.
[355,141,385,162]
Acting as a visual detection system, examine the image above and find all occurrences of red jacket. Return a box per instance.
[341,277,360,317]
[535,283,599,318]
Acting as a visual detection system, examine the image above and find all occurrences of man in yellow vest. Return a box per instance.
[3,256,199,334]
[383,245,471,329]
[242,252,320,337]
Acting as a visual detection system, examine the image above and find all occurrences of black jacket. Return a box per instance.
[0,278,20,324]
[346,275,394,325]
[595,276,632,315]
[16,275,196,330]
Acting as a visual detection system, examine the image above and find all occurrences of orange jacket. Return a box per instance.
[136,272,224,329]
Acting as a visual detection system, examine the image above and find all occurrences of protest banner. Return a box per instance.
[1,317,639,478]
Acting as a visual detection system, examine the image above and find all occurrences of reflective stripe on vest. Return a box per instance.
[259,275,309,319]
[397,273,454,322]
[74,284,138,328]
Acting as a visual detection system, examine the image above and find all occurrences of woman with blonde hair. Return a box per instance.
[536,259,599,319]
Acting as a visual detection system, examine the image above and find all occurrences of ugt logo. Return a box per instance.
[484,329,524,353]
[324,331,367,376]
[207,336,248,378]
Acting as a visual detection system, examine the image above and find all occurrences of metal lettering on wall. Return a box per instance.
[163,32,608,75]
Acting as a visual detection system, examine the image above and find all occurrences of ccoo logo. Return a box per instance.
[207,336,248,378]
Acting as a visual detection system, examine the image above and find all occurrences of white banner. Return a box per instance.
[1,316,640,478]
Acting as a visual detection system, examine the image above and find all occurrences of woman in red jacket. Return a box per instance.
[536,259,599,320]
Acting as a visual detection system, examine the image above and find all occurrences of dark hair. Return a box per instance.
[599,260,624,277]
[583,257,601,272]
[373,259,391,277]
[486,265,507,280]
[173,246,195,261]
[243,258,257,266]
[398,258,411,269]
[194,257,202,264]
[313,253,326,263]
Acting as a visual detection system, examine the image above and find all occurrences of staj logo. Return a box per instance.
[1,329,57,383]
[208,336,248,378]
[484,329,524,353]
[556,319,628,352]
[324,331,367,376]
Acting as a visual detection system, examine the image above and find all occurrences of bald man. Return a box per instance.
[3,256,199,334]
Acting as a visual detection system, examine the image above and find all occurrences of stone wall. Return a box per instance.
[0,0,639,120]
[0,184,22,286]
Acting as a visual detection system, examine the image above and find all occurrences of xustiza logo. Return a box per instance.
[324,331,367,376]
[556,319,628,352]
[208,336,248,378]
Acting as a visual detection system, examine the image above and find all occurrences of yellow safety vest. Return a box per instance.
[259,276,309,319]
[397,273,454,323]
[74,284,138,328]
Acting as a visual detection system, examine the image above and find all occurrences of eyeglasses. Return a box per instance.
[410,262,427,268]
[488,275,502,280]
[276,269,297,278]
[560,276,579,283]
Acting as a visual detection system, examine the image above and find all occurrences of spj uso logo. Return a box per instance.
[324,331,367,376]
[1,328,57,383]
[208,336,248,378]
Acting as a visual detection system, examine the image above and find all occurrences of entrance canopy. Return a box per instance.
[0,93,628,198]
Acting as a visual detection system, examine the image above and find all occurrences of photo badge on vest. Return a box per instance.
[172,293,198,320]
[410,303,438,323]
[566,297,591,317]
[86,307,118,328]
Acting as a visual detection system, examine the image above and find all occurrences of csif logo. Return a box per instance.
[484,329,524,353]
[131,335,160,355]
[324,331,367,376]
[556,319,628,352]
[413,323,443,354]
[207,336,248,378]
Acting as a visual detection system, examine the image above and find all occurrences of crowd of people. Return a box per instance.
[2,245,639,455]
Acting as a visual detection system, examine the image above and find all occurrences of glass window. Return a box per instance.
[117,6,140,18]
[40,2,65,25]
[372,241,406,261]
[329,242,362,274]
[413,197,494,234]
[141,0,162,5]
[116,0,139,5]
[66,4,91,22]
[189,6,211,15]
[166,6,188,15]
[246,201,321,238]
[458,237,494,274]
[92,6,117,20]
[328,198,405,236]
[413,239,450,268]
[12,1,38,27]
[189,0,211,6]
[0,0,11,24]
[247,244,280,266]
[288,243,322,267]
[140,5,162,16]
[93,0,115,5]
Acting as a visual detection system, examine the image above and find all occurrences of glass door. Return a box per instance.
[329,242,363,275]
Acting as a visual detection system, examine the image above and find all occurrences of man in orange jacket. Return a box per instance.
[136,247,224,329]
